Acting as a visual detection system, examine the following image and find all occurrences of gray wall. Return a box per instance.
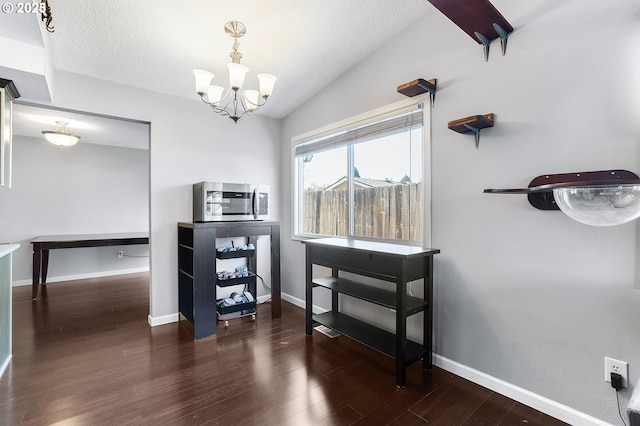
[281,0,640,424]
[0,135,149,283]
[36,70,282,322]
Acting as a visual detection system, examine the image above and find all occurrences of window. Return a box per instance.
[293,99,430,244]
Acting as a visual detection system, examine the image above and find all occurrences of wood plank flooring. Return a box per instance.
[0,273,568,425]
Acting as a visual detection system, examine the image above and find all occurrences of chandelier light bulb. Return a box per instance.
[257,73,277,98]
[207,85,225,105]
[193,69,214,95]
[227,63,249,90]
[243,90,260,111]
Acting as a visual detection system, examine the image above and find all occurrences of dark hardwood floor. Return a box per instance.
[1,273,568,425]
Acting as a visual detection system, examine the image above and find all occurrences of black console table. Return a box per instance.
[178,221,281,339]
[303,238,440,388]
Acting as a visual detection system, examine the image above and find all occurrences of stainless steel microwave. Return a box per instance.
[193,182,270,222]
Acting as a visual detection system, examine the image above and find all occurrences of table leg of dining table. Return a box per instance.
[41,249,50,284]
[32,248,41,300]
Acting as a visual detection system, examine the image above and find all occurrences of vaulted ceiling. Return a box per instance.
[44,0,432,119]
[2,1,436,147]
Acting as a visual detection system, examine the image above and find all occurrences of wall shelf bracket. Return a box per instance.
[474,24,509,61]
[493,23,509,56]
[474,31,492,62]
[463,124,482,148]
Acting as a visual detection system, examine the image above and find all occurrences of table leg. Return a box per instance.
[42,249,50,284]
[305,245,313,336]
[423,255,434,371]
[395,262,408,388]
[32,248,41,300]
[395,293,407,388]
[331,268,339,313]
[270,226,281,319]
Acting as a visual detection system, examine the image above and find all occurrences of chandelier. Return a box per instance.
[41,121,80,147]
[193,21,277,123]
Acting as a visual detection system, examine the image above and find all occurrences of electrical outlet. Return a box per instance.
[604,357,628,388]
[117,251,124,259]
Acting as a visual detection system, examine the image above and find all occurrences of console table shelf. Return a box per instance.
[312,277,428,314]
[312,311,425,363]
[303,237,440,388]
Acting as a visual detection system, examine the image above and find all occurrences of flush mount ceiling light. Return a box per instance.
[193,21,277,123]
[484,170,640,226]
[41,121,80,147]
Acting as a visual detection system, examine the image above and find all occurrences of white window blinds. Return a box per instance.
[294,104,423,157]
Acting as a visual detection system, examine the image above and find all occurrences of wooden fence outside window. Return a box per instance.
[303,182,422,241]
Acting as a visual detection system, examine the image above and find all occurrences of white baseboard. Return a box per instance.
[433,354,608,426]
[147,313,179,327]
[282,292,304,308]
[0,355,11,379]
[282,291,328,313]
[12,267,150,287]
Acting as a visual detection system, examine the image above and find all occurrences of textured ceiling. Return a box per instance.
[46,0,432,119]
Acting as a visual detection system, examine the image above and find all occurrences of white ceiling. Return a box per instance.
[46,0,432,119]
[12,103,149,150]
[6,1,434,149]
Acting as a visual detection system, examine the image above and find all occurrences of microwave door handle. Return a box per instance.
[252,189,258,219]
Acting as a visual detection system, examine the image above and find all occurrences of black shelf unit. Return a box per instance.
[303,238,440,388]
[177,221,281,339]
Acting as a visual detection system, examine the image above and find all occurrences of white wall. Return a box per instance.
[0,135,149,283]
[30,70,282,323]
[281,0,640,424]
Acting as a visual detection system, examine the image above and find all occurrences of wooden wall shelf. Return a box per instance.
[397,78,437,104]
[427,0,513,61]
[448,113,494,148]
